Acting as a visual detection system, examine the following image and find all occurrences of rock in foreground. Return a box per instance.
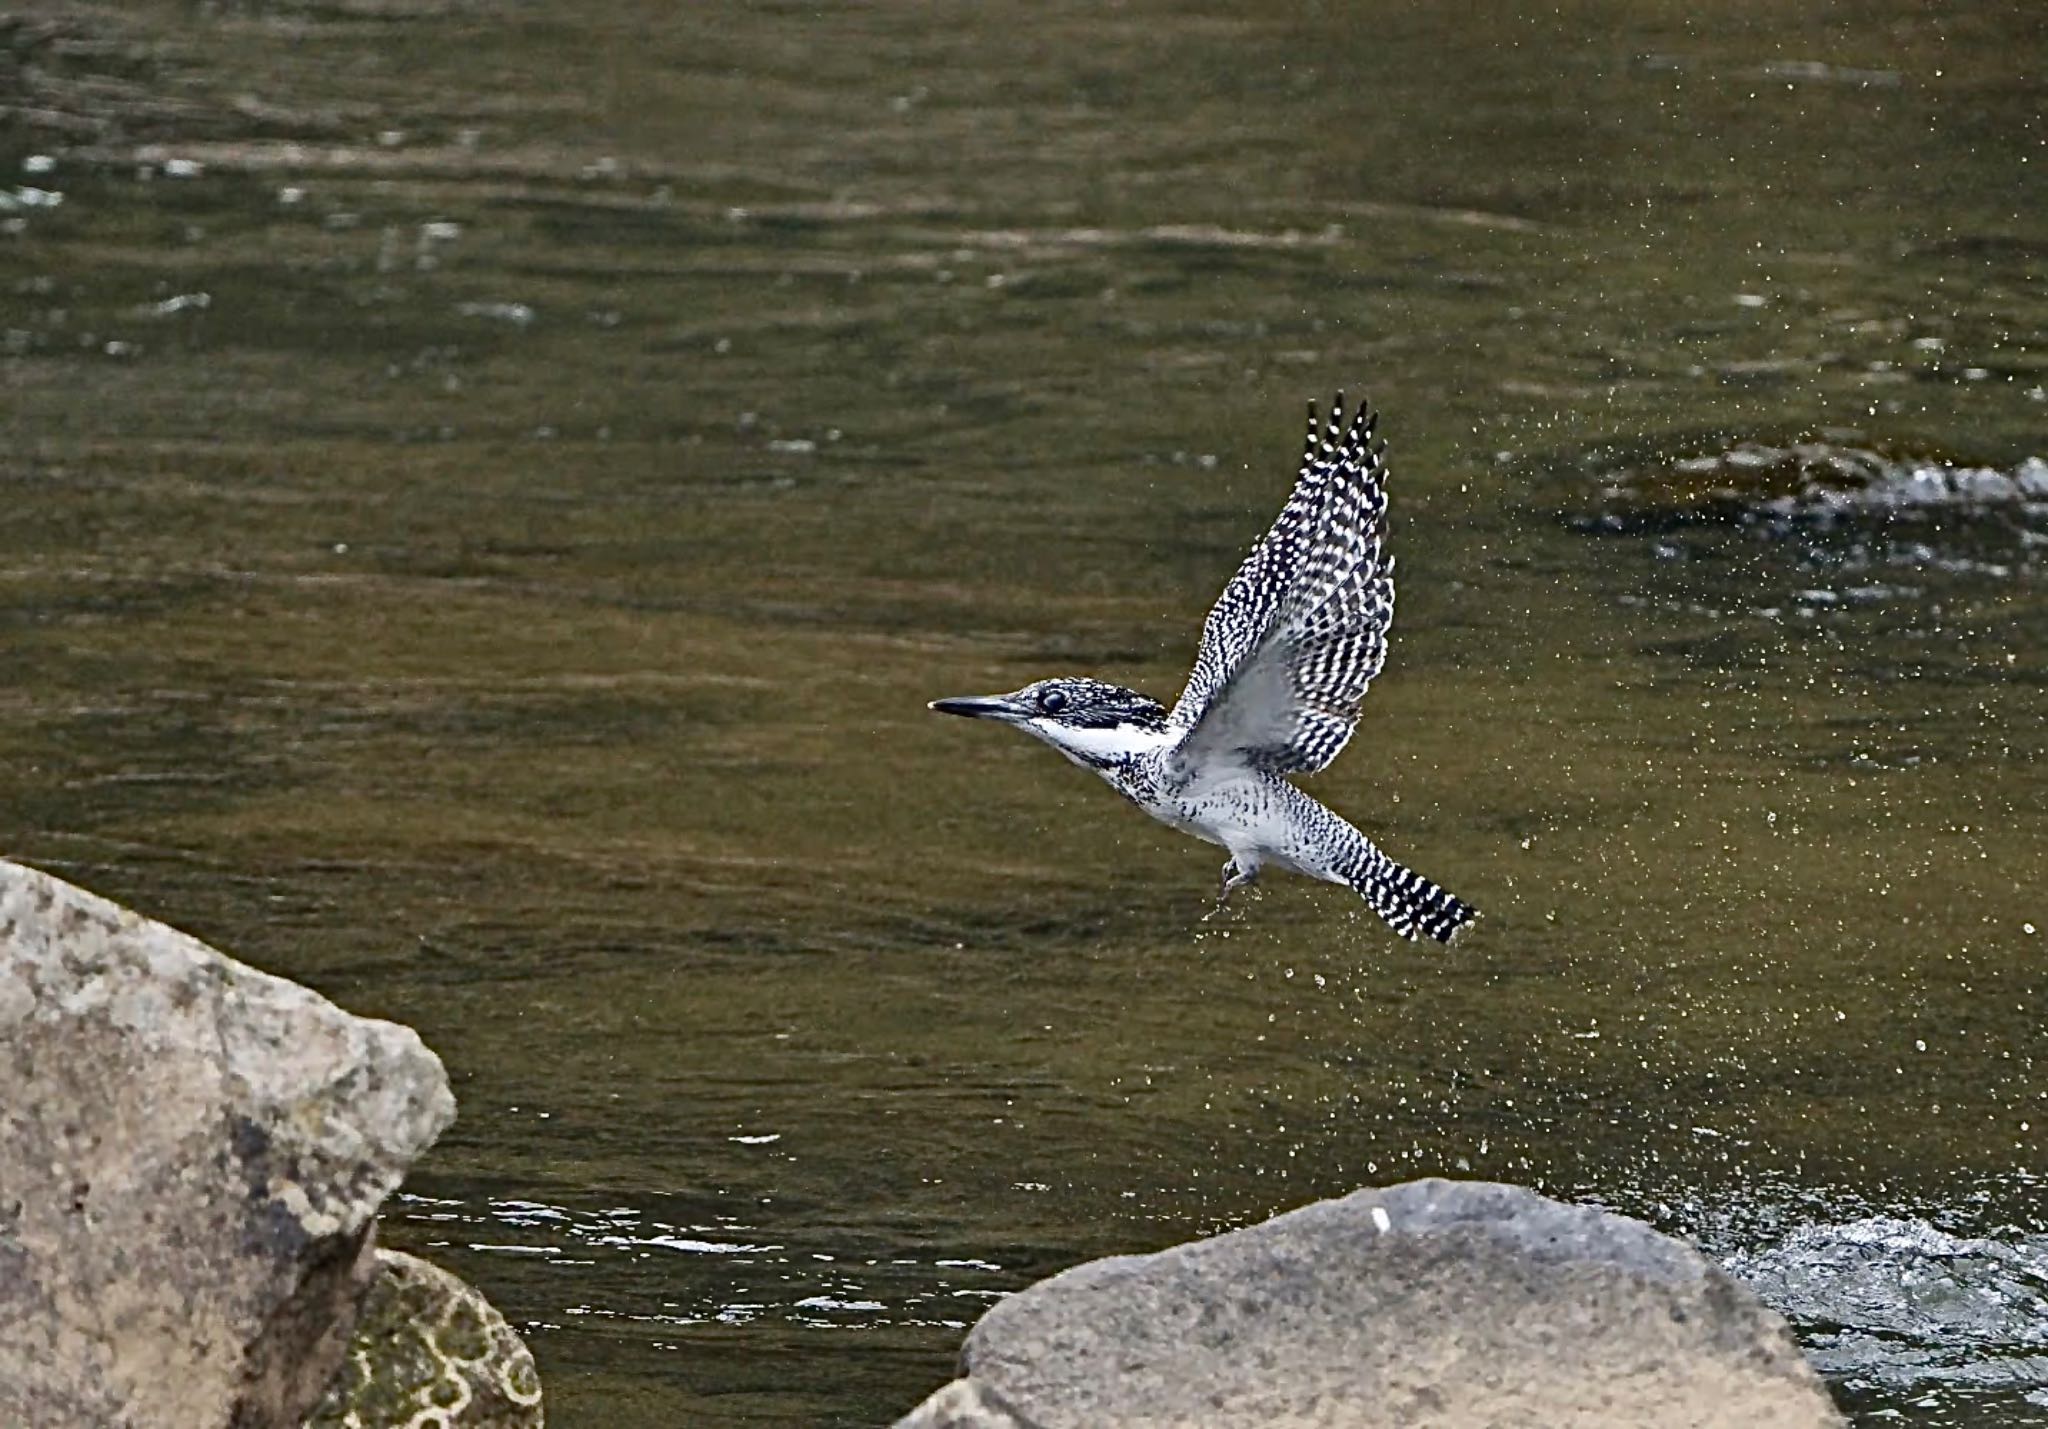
[0,859,458,1428]
[898,1178,1844,1428]
[309,1250,543,1429]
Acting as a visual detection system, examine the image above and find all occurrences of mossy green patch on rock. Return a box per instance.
[307,1250,542,1429]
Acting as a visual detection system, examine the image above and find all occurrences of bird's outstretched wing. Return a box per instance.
[1166,392,1395,777]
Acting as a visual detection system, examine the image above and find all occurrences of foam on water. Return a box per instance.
[1724,1215,2048,1419]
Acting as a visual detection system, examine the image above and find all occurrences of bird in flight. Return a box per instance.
[930,392,1476,942]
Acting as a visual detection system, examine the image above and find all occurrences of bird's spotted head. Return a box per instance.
[929,677,1170,769]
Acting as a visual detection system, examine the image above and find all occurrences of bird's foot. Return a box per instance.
[1207,858,1259,918]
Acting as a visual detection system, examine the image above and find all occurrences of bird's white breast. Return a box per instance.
[1130,765,1280,850]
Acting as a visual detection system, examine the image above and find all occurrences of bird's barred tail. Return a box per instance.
[1342,844,1477,944]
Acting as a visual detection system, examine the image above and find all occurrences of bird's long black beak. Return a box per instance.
[929,694,1023,720]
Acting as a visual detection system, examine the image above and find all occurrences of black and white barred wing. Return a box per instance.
[1167,392,1395,777]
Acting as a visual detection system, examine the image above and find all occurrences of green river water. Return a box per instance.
[2,2,2043,1423]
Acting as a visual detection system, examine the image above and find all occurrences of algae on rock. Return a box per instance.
[308,1250,543,1429]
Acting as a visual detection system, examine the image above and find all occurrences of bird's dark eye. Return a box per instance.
[1038,688,1068,714]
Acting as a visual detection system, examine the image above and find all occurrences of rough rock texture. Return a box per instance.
[898,1178,1845,1429]
[308,1250,543,1429]
[896,1381,1026,1428]
[0,858,458,1429]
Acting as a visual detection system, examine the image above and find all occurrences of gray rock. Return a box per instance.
[898,1178,1845,1428]
[0,858,457,1429]
[307,1250,544,1429]
[895,1380,1026,1429]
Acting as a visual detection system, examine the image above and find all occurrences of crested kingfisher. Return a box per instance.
[930,392,1476,943]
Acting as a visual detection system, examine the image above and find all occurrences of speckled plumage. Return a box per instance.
[931,392,1475,943]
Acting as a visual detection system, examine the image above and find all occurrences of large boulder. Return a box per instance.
[0,858,458,1428]
[898,1178,1845,1428]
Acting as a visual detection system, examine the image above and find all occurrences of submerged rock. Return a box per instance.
[897,1178,1844,1428]
[0,858,472,1428]
[308,1250,544,1429]
[1571,438,2048,535]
